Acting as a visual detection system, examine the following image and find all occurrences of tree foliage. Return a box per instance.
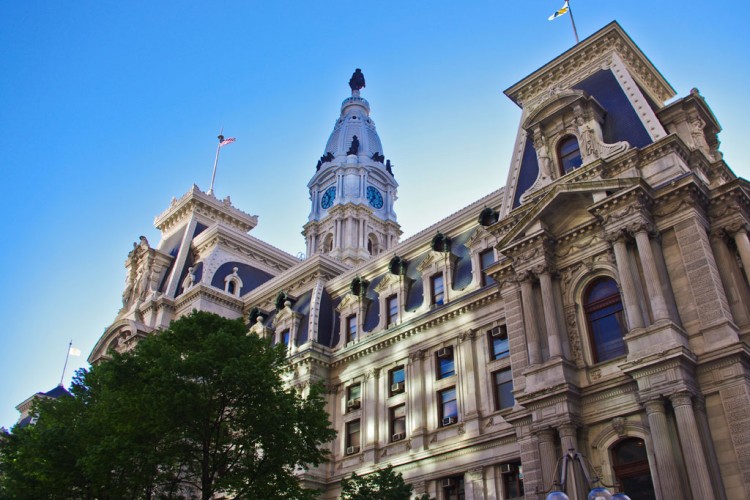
[0,311,335,499]
[340,465,413,500]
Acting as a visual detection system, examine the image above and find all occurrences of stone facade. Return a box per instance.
[89,22,750,499]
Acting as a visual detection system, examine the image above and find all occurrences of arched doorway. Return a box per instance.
[611,438,656,500]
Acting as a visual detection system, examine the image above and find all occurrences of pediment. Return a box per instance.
[499,178,639,250]
[523,89,594,129]
[337,293,361,311]
[416,250,456,273]
[374,272,402,293]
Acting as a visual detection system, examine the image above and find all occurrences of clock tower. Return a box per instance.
[303,69,401,266]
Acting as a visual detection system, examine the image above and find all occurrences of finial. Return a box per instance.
[349,68,365,95]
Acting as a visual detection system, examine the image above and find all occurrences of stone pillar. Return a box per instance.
[694,397,727,500]
[464,468,485,500]
[607,231,645,329]
[520,274,542,365]
[670,392,716,500]
[710,230,750,326]
[537,428,558,489]
[632,225,670,322]
[538,268,563,358]
[643,399,685,499]
[407,350,427,450]
[458,331,480,420]
[484,466,499,500]
[733,228,750,286]
[558,424,586,499]
[363,368,380,448]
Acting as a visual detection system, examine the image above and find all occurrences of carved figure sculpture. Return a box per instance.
[349,68,365,92]
[347,135,360,155]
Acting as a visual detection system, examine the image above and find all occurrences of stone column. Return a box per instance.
[607,230,645,329]
[558,424,586,498]
[464,468,486,500]
[458,331,480,420]
[643,399,684,499]
[711,230,750,326]
[694,397,728,500]
[538,268,563,358]
[670,392,716,500]
[537,428,558,489]
[484,466,500,500]
[520,273,542,365]
[407,350,427,450]
[732,227,750,286]
[631,225,670,322]
[363,368,380,448]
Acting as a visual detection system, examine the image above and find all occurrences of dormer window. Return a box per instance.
[558,135,583,174]
[431,273,445,306]
[223,267,243,297]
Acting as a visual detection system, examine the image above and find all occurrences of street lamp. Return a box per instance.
[543,449,632,500]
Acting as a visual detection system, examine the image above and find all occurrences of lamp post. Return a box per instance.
[543,449,632,500]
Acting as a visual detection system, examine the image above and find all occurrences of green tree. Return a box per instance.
[340,465,413,500]
[0,311,335,499]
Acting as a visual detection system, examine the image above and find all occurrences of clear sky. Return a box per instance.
[1,1,748,429]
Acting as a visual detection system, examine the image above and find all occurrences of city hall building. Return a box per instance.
[89,22,750,499]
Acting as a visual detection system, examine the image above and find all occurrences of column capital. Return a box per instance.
[626,220,657,237]
[408,349,426,362]
[557,422,578,440]
[365,367,380,380]
[457,330,477,343]
[643,397,666,415]
[531,262,557,276]
[603,227,628,244]
[535,427,556,442]
[669,391,694,409]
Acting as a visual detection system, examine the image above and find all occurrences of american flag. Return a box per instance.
[219,137,236,147]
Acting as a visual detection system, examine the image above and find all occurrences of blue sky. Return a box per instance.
[1,1,748,429]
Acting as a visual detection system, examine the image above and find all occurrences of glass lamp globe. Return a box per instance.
[611,494,632,500]
[588,487,613,500]
[546,491,570,500]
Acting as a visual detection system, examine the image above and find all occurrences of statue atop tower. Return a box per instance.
[349,68,366,93]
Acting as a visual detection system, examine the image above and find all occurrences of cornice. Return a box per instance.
[154,184,258,234]
[505,22,674,108]
[174,283,244,313]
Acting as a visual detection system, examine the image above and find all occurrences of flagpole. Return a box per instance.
[567,0,580,44]
[59,340,72,386]
[207,129,224,197]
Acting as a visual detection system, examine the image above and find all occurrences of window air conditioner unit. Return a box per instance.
[347,398,361,410]
[441,478,456,488]
[346,446,360,455]
[500,463,517,474]
[442,416,457,426]
[436,347,452,358]
[391,382,405,394]
[491,326,507,338]
[392,432,405,442]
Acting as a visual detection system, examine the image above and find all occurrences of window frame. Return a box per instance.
[386,294,399,326]
[345,419,361,454]
[431,272,445,306]
[436,347,456,380]
[479,248,496,287]
[488,325,510,361]
[389,365,405,396]
[346,383,362,412]
[584,277,627,364]
[346,314,357,343]
[493,368,514,411]
[557,134,583,174]
[390,404,406,442]
[438,386,458,426]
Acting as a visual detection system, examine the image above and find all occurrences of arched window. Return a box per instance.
[322,233,333,253]
[558,135,583,174]
[367,234,379,255]
[612,438,656,500]
[584,277,626,363]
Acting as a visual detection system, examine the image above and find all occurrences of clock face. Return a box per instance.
[366,186,384,209]
[321,186,336,209]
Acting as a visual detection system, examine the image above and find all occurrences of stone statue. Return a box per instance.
[347,135,360,155]
[349,68,365,92]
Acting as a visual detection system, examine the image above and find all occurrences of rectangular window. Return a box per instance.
[480,248,495,286]
[346,314,357,343]
[441,476,465,500]
[502,463,524,499]
[436,347,455,379]
[347,384,361,411]
[488,325,510,360]
[390,404,406,441]
[494,369,514,410]
[439,387,458,426]
[280,329,291,347]
[389,366,405,395]
[345,419,361,454]
[431,273,445,306]
[386,294,399,325]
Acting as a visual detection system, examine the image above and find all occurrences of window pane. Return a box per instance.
[432,273,445,305]
[559,136,583,173]
[390,366,405,384]
[281,330,290,346]
[387,295,399,324]
[348,384,361,401]
[490,327,509,360]
[494,369,514,410]
[481,249,496,286]
[347,315,357,342]
[438,355,455,379]
[441,388,458,419]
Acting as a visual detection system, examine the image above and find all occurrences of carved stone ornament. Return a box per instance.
[611,417,627,437]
